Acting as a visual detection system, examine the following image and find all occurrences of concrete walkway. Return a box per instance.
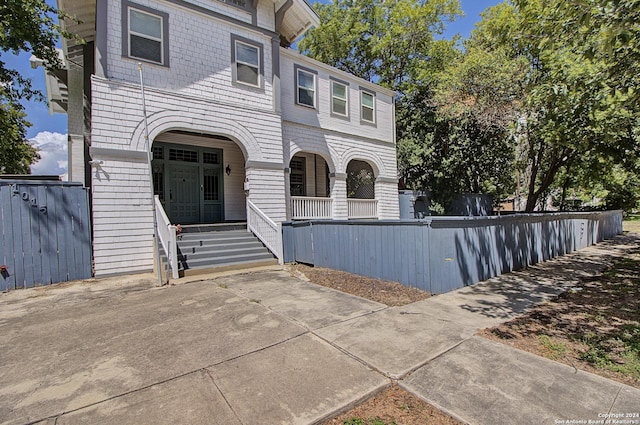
[1,235,639,425]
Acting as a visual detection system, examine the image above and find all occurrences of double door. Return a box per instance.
[152,144,223,224]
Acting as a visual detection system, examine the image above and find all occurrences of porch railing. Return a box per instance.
[290,196,333,220]
[154,195,179,279]
[347,199,378,219]
[247,200,283,264]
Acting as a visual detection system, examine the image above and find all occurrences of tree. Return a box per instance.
[0,0,76,173]
[474,0,639,211]
[397,37,528,208]
[298,0,461,91]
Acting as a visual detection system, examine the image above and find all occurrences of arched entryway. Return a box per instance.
[287,152,333,219]
[151,130,247,224]
[346,159,378,219]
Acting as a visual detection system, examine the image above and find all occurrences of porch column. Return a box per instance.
[331,172,348,219]
[376,176,401,219]
[67,58,86,184]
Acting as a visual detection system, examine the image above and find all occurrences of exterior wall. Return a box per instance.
[280,48,395,144]
[105,0,276,111]
[90,77,285,276]
[290,152,328,197]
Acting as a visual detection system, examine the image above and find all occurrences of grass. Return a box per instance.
[484,246,640,388]
[578,325,640,379]
[538,334,567,360]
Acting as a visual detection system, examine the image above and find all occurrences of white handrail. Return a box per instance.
[347,199,378,219]
[290,196,333,219]
[154,196,179,279]
[247,200,283,264]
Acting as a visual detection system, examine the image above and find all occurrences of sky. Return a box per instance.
[6,0,501,175]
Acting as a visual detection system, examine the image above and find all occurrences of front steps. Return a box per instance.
[175,223,278,276]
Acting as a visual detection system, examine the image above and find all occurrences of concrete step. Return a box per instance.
[179,223,247,233]
[181,251,276,270]
[177,239,264,251]
[160,223,277,275]
[178,245,270,262]
[181,258,279,277]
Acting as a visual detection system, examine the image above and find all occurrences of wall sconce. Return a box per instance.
[225,164,231,176]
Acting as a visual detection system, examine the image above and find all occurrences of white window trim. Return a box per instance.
[360,89,376,125]
[234,40,261,88]
[331,79,349,118]
[296,67,317,109]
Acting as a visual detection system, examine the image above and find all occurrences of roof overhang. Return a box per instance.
[57,0,96,59]
[30,50,69,114]
[274,0,320,45]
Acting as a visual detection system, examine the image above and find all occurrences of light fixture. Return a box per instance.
[225,164,231,176]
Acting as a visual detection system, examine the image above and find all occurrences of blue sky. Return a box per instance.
[5,0,501,174]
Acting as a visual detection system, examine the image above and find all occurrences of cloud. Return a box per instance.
[29,132,68,178]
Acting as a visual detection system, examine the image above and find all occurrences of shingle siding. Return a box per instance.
[85,0,398,276]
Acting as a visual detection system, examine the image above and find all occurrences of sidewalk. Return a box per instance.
[1,235,638,425]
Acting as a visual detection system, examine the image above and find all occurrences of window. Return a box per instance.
[360,90,375,124]
[231,35,263,89]
[290,157,306,196]
[235,41,259,87]
[129,8,163,64]
[123,2,169,66]
[296,66,316,108]
[331,80,348,117]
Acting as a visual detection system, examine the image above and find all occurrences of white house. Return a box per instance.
[41,0,399,277]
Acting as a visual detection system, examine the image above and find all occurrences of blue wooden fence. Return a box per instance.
[0,180,92,291]
[282,211,623,294]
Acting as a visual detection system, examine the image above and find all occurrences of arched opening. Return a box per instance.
[346,159,378,219]
[347,160,375,199]
[288,152,332,219]
[151,130,247,224]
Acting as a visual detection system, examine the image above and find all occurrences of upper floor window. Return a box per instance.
[123,1,169,66]
[295,65,317,108]
[231,35,263,89]
[331,80,349,118]
[360,90,376,124]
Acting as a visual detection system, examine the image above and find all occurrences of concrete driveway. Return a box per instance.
[0,270,388,425]
[2,235,640,425]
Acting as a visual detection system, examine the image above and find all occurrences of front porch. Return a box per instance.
[287,154,379,220]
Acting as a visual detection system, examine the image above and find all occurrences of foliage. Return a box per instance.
[0,99,39,173]
[475,0,640,211]
[298,0,461,91]
[397,43,524,206]
[0,0,77,173]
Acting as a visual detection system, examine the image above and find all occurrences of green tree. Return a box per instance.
[474,0,639,211]
[0,0,76,173]
[298,0,461,91]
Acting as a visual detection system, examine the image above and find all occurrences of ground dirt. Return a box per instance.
[481,223,640,390]
[320,385,463,425]
[288,264,430,307]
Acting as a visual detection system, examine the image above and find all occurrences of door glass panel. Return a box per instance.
[152,162,164,202]
[203,152,219,164]
[169,148,198,162]
[204,169,219,201]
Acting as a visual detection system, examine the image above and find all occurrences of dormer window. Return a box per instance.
[231,35,263,89]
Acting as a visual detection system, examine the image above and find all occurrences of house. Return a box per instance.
[38,0,400,277]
